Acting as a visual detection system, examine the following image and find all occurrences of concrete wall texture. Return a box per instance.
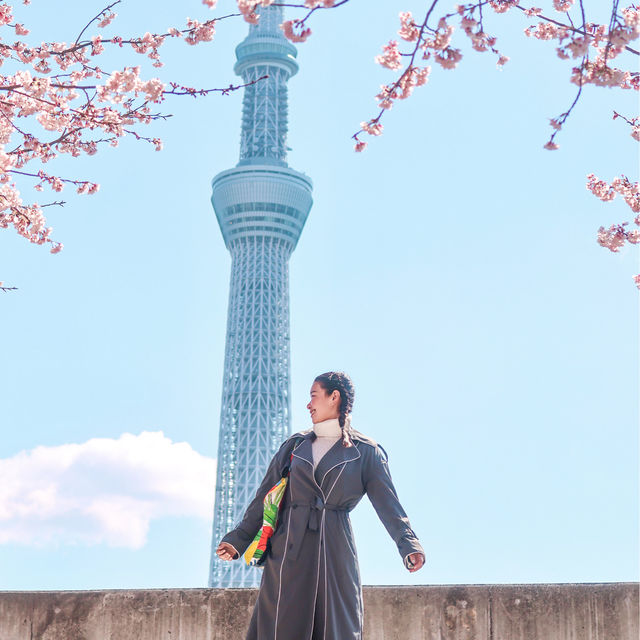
[0,583,637,640]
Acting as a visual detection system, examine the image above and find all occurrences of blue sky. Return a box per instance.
[1,0,638,589]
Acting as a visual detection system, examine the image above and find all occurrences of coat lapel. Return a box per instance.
[291,435,324,498]
[314,440,361,490]
[291,434,314,466]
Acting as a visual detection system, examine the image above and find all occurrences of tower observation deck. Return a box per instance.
[208,5,313,588]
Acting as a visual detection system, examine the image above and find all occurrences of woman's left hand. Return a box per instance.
[407,552,425,572]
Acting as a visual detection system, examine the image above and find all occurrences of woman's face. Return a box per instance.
[306,381,340,424]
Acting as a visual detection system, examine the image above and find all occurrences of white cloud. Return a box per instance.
[0,431,216,549]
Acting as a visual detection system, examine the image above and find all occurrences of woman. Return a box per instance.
[216,371,425,640]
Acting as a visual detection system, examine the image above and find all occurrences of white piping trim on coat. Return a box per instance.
[320,460,349,640]
[322,508,328,640]
[319,443,361,490]
[274,476,294,640]
[308,508,326,640]
[293,448,327,500]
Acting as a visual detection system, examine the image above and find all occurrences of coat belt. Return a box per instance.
[283,497,350,531]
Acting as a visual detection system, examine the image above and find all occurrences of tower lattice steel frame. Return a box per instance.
[208,5,313,588]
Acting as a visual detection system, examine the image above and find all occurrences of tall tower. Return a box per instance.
[208,5,313,588]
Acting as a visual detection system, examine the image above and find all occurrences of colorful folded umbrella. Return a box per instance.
[244,476,289,566]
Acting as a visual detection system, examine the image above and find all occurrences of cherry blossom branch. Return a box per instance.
[40,200,66,208]
[544,58,585,149]
[163,76,268,97]
[73,0,123,47]
[352,1,439,148]
[330,0,640,287]
[8,169,98,193]
[0,2,262,260]
[512,3,639,55]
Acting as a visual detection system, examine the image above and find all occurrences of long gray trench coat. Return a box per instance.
[221,428,425,640]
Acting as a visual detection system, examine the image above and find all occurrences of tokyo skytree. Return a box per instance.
[208,5,313,588]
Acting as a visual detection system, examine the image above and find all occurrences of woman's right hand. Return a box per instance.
[216,541,239,561]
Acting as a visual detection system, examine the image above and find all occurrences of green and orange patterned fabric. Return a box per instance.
[243,476,289,566]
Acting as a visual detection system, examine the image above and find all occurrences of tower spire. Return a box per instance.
[235,5,298,167]
[208,5,313,588]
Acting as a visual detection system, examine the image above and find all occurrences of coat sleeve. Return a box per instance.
[363,443,425,569]
[219,437,295,558]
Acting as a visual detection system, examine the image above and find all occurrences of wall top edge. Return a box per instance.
[1,582,637,594]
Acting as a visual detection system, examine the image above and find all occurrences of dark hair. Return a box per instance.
[314,371,355,448]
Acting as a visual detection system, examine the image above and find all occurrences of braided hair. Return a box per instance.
[314,371,355,448]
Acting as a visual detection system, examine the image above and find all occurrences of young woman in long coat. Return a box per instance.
[216,371,425,640]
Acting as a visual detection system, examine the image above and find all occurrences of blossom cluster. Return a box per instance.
[553,0,575,12]
[281,19,312,43]
[237,0,334,30]
[398,11,419,42]
[588,173,640,285]
[597,222,640,253]
[587,174,640,214]
[353,2,640,286]
[524,5,640,93]
[0,0,230,256]
[489,0,518,14]
[571,53,638,90]
[591,178,640,286]
[375,40,403,71]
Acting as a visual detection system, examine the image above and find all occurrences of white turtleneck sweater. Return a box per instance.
[312,417,344,470]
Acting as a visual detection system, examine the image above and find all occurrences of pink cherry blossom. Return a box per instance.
[572,54,634,89]
[141,78,165,102]
[553,0,575,12]
[489,0,517,14]
[0,3,12,26]
[433,20,455,51]
[398,12,419,42]
[375,85,395,109]
[184,18,215,45]
[91,35,105,56]
[360,120,383,136]
[621,7,640,33]
[525,22,569,41]
[564,36,590,58]
[97,12,117,28]
[280,19,311,43]
[597,225,626,252]
[587,174,616,201]
[612,176,640,212]
[375,40,402,70]
[304,0,335,7]
[237,0,260,24]
[435,47,463,70]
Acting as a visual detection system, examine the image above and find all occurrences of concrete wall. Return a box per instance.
[0,583,637,640]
